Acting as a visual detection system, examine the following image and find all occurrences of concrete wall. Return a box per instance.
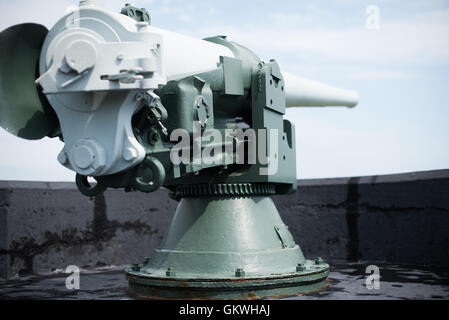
[274,169,449,267]
[1,169,448,279]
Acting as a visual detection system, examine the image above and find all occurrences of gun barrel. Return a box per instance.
[283,72,359,108]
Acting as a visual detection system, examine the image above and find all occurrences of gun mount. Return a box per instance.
[0,1,359,299]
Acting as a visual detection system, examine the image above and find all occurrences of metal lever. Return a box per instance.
[102,68,152,84]
[136,91,168,136]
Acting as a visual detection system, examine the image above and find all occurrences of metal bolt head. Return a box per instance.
[73,145,95,169]
[166,267,176,277]
[135,92,145,101]
[131,264,140,271]
[143,257,150,265]
[315,257,324,265]
[57,151,68,165]
[235,268,245,277]
[296,263,306,272]
[123,147,137,161]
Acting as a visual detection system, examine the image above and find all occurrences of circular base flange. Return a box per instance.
[126,262,329,300]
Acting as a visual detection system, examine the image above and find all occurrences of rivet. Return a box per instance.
[315,257,324,265]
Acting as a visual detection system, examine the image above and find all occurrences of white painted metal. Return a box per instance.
[37,2,163,176]
[149,26,234,81]
[283,72,359,108]
[36,1,234,177]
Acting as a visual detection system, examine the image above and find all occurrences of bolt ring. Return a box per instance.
[76,174,107,197]
[134,157,166,193]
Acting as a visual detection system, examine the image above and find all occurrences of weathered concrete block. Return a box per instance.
[0,182,177,279]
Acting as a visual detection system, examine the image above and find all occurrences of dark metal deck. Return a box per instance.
[1,262,447,300]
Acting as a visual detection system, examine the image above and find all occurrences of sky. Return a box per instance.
[0,0,448,181]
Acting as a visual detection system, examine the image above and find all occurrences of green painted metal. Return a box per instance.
[172,183,276,198]
[83,35,296,197]
[107,10,328,299]
[126,195,329,299]
[0,23,59,140]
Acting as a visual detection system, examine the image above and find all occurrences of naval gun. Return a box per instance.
[0,1,359,299]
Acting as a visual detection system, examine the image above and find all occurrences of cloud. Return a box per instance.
[160,3,194,23]
[178,14,191,22]
[346,68,410,80]
[194,9,449,66]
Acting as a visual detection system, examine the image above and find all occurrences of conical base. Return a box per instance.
[126,196,329,299]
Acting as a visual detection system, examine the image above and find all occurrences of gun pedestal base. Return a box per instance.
[126,195,329,299]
